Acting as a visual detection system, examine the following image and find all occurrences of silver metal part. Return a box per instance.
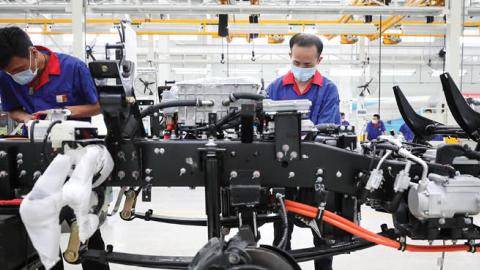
[175,78,260,126]
[365,169,383,191]
[262,99,312,114]
[393,161,412,192]
[408,173,480,220]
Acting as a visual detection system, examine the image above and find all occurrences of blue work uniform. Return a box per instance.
[366,120,386,141]
[0,46,98,119]
[399,123,414,142]
[267,70,341,125]
[341,120,350,126]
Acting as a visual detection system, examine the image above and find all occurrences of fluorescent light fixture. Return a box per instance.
[384,28,402,34]
[172,68,208,75]
[50,24,115,33]
[329,68,363,77]
[316,24,377,35]
[401,36,435,43]
[26,26,43,33]
[303,26,317,34]
[381,69,416,76]
[402,24,446,35]
[229,24,289,34]
[138,23,201,32]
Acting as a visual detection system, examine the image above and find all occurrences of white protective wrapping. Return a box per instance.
[19,154,73,269]
[19,145,114,269]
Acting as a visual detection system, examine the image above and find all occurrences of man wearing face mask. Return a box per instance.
[0,26,100,123]
[267,33,340,270]
[0,26,108,270]
[267,33,340,125]
[365,114,386,141]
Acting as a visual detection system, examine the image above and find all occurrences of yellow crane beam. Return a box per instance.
[1,18,470,26]
[367,0,429,41]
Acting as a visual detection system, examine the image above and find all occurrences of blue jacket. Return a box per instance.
[267,70,340,125]
[0,46,98,115]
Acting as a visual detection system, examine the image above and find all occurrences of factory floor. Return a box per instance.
[61,187,480,270]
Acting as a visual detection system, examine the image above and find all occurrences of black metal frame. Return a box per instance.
[2,64,480,269]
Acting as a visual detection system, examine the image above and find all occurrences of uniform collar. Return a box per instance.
[29,45,61,91]
[281,70,323,96]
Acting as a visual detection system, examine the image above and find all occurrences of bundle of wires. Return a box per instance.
[284,199,479,253]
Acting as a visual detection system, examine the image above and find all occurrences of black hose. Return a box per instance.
[140,99,214,118]
[222,92,265,106]
[290,238,376,262]
[42,120,62,165]
[387,192,404,213]
[276,194,289,250]
[375,143,399,152]
[215,110,240,129]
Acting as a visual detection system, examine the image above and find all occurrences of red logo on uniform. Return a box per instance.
[56,94,68,103]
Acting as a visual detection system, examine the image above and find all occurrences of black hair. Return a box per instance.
[341,112,345,117]
[0,26,33,69]
[289,33,323,56]
[373,114,380,119]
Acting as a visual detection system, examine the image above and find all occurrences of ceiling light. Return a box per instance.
[229,24,290,34]
[316,24,377,35]
[402,24,446,35]
[138,23,201,32]
[26,26,43,33]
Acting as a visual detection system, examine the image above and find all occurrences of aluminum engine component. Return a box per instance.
[408,173,480,220]
[174,77,260,126]
[262,99,312,114]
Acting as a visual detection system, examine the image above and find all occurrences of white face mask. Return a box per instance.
[8,49,38,85]
[291,64,316,82]
[372,119,379,124]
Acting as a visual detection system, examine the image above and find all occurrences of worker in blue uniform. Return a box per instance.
[399,123,414,142]
[267,34,340,125]
[341,112,350,126]
[0,27,100,122]
[267,33,340,270]
[0,26,107,270]
[365,114,386,141]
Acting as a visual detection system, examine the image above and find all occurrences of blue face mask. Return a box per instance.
[7,49,38,85]
[291,64,316,82]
